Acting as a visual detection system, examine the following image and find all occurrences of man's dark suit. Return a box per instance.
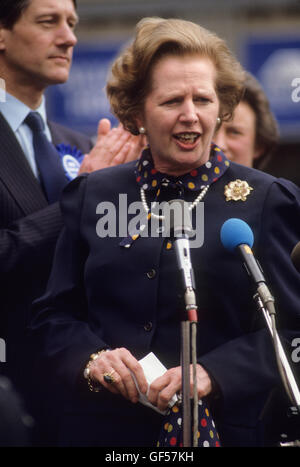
[0,112,92,443]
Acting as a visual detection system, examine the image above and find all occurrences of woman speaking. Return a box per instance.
[29,18,300,447]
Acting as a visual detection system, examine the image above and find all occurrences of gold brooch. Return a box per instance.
[224,179,253,201]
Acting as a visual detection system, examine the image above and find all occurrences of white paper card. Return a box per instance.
[134,352,178,415]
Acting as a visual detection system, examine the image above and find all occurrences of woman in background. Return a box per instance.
[214,71,279,168]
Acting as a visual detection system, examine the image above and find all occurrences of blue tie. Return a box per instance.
[25,112,67,204]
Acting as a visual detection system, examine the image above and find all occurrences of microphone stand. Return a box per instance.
[176,239,198,448]
[168,199,199,447]
[253,293,300,444]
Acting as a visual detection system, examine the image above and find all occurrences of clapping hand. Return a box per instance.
[79,118,146,174]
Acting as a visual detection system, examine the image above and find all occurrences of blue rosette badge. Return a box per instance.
[56,144,84,181]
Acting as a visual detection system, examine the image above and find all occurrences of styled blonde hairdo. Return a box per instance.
[106,17,245,135]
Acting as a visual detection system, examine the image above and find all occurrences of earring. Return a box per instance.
[139,127,146,134]
[216,117,221,125]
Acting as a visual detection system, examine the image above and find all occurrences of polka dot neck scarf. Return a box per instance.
[120,143,229,248]
[135,143,229,193]
[157,400,221,447]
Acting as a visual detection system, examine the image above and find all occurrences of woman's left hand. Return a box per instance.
[147,364,212,413]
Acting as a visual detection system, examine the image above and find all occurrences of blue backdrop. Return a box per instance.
[46,36,300,142]
[245,36,300,141]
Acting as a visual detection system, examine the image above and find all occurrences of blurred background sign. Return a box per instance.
[46,42,125,137]
[47,36,300,142]
[43,0,300,185]
[245,36,300,141]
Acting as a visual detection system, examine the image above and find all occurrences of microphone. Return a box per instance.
[168,199,197,321]
[168,199,194,239]
[220,218,275,314]
[221,220,300,413]
[291,241,300,273]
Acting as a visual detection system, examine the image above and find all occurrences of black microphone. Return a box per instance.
[168,199,197,321]
[220,218,275,314]
[291,241,300,273]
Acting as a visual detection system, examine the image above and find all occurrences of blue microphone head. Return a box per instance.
[220,218,254,252]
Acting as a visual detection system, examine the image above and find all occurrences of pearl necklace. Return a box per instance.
[140,185,210,220]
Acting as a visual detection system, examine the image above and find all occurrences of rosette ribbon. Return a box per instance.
[56,144,84,181]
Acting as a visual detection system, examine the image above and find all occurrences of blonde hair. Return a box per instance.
[107,17,245,134]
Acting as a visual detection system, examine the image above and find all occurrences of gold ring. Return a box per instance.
[103,371,116,384]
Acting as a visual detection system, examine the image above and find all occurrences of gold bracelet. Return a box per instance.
[83,349,109,392]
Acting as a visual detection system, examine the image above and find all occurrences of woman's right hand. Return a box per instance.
[88,347,148,403]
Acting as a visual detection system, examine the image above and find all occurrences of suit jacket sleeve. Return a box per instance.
[30,175,108,388]
[0,202,62,277]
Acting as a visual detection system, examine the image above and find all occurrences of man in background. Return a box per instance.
[0,0,144,444]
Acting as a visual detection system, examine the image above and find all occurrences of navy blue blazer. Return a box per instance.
[30,160,300,447]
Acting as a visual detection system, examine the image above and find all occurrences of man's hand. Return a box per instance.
[78,118,146,174]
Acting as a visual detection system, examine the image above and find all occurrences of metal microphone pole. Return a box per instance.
[168,200,198,447]
[253,293,300,411]
[176,236,198,447]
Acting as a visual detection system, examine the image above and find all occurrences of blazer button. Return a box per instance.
[146,269,156,279]
[144,322,153,332]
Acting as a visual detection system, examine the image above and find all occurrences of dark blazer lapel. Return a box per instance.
[0,112,48,214]
[48,120,93,153]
